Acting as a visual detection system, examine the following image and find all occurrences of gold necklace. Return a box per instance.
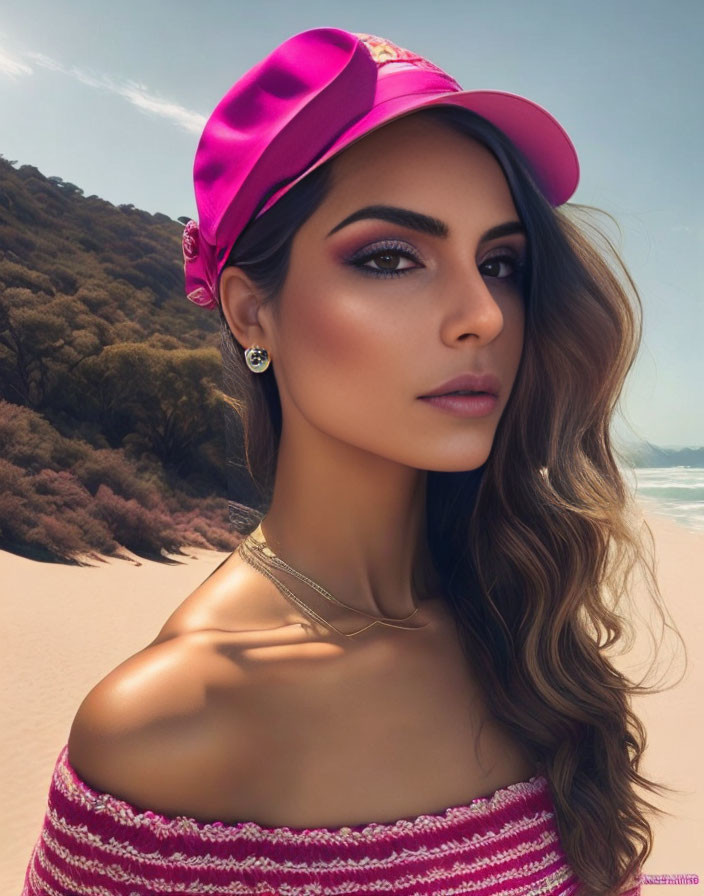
[236,526,426,638]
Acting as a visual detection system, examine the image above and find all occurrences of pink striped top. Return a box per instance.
[23,743,642,895]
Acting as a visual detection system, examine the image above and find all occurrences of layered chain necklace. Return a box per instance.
[236,525,428,638]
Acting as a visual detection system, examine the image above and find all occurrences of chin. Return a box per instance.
[424,450,492,474]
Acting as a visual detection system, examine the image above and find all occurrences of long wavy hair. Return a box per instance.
[215,105,685,896]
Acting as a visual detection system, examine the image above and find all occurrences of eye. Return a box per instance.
[480,251,527,281]
[346,240,422,278]
[345,241,528,283]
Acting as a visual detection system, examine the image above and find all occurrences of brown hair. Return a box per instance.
[216,105,685,896]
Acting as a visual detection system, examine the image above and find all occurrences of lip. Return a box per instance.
[419,372,501,398]
[419,393,498,417]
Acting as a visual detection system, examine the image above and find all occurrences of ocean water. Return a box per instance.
[629,466,704,534]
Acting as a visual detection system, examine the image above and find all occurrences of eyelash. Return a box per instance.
[347,239,527,282]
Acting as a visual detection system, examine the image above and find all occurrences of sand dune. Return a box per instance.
[3,504,701,893]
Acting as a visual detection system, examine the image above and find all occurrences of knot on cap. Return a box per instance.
[182,219,218,310]
[182,218,200,262]
[354,32,462,88]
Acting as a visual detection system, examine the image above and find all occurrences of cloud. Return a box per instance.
[0,47,33,78]
[25,50,64,73]
[1,44,206,134]
[112,80,206,134]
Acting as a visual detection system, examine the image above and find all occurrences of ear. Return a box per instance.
[218,266,270,350]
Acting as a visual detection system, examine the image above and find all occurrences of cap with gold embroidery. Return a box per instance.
[184,27,579,310]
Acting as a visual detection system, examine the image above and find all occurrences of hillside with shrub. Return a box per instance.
[0,154,241,563]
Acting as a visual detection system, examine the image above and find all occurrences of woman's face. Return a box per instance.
[253,114,526,472]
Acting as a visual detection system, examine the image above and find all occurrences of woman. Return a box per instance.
[23,27,673,896]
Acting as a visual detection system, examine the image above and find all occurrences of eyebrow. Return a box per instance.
[325,204,526,243]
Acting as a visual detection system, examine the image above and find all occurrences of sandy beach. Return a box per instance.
[3,502,702,894]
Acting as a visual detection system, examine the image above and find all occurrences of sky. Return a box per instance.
[0,0,702,448]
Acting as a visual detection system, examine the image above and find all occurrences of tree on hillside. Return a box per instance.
[77,343,222,473]
[0,286,106,408]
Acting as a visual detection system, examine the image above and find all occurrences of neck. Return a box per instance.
[259,422,442,622]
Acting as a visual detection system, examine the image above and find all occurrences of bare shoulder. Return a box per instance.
[146,546,312,648]
[67,633,258,821]
[64,550,380,823]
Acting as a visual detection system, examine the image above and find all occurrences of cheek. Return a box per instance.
[497,288,525,354]
[280,288,408,409]
[510,301,525,358]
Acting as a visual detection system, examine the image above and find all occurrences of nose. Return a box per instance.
[439,260,506,344]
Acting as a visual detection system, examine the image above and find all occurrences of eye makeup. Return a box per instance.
[344,240,422,278]
[343,238,528,283]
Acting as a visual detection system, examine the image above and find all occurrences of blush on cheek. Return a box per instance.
[289,298,389,388]
[281,301,396,435]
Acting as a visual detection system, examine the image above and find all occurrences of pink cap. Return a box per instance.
[183,28,579,310]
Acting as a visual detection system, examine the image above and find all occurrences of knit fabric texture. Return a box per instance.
[22,743,642,895]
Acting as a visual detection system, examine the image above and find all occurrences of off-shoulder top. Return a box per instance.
[22,743,642,895]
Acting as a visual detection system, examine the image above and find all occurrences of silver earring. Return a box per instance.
[244,345,270,373]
